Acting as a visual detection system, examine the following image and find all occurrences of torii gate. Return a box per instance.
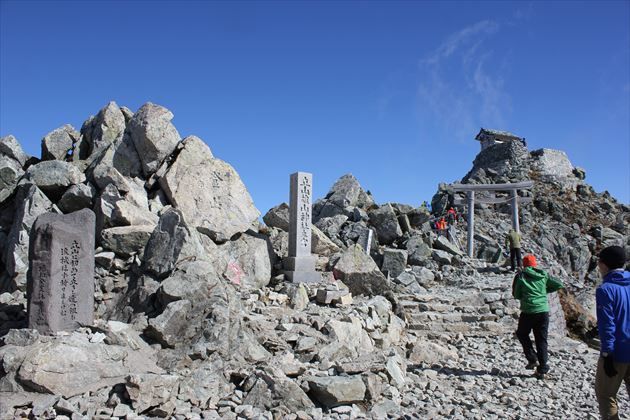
[451,181,534,257]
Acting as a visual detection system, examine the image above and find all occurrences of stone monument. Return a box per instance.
[27,209,96,334]
[285,172,320,283]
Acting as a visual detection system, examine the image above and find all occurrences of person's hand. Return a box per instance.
[603,355,618,377]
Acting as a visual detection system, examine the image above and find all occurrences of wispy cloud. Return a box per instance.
[417,20,512,142]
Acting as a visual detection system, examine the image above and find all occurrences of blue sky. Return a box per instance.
[1,1,629,214]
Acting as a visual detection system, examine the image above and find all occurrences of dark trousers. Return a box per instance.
[516,311,549,372]
[510,247,522,271]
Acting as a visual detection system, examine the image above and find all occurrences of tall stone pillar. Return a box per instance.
[27,209,95,334]
[285,172,320,283]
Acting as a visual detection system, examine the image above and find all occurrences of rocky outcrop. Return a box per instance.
[159,136,260,243]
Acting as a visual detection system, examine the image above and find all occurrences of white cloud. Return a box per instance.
[417,20,512,142]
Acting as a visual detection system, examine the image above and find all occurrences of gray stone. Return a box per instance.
[0,135,30,167]
[432,249,452,265]
[407,339,459,365]
[1,329,40,346]
[100,225,154,257]
[95,252,115,270]
[242,372,315,412]
[126,374,179,416]
[411,266,435,287]
[433,235,463,255]
[5,184,53,290]
[333,244,390,296]
[41,125,77,161]
[369,204,402,245]
[58,183,96,213]
[381,249,408,278]
[87,133,143,182]
[314,215,348,242]
[0,155,23,203]
[15,334,162,398]
[215,231,272,290]
[25,161,86,199]
[408,207,431,228]
[311,225,341,257]
[81,101,127,158]
[94,184,122,237]
[27,209,95,334]
[146,299,192,348]
[305,375,366,408]
[111,200,159,227]
[406,235,432,265]
[129,102,181,176]
[323,174,374,209]
[263,203,289,231]
[159,135,259,242]
[143,207,208,279]
[147,260,242,356]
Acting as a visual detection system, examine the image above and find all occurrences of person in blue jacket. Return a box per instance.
[595,245,630,420]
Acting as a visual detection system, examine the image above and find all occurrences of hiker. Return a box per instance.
[437,217,447,237]
[446,207,458,226]
[594,246,630,420]
[512,254,564,379]
[505,229,522,271]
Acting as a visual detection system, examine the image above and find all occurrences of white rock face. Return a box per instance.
[531,148,575,178]
[159,135,260,243]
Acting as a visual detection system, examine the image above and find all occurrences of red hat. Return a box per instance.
[523,255,537,268]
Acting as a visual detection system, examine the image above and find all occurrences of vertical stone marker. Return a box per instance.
[285,172,320,283]
[28,209,96,334]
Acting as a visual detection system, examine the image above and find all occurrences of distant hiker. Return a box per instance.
[437,217,447,237]
[594,246,630,420]
[512,254,564,379]
[505,229,522,271]
[446,207,458,225]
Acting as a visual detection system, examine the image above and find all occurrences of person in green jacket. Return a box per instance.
[512,254,564,378]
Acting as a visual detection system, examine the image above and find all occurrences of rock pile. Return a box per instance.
[0,104,628,419]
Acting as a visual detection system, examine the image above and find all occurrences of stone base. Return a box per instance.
[285,270,321,283]
[283,256,317,272]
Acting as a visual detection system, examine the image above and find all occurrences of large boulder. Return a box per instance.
[80,101,127,158]
[324,174,374,209]
[369,204,402,245]
[214,231,273,291]
[0,135,30,167]
[57,183,96,214]
[332,244,390,296]
[405,235,432,265]
[381,249,408,278]
[4,184,52,291]
[10,334,162,398]
[433,236,462,256]
[143,208,209,279]
[262,203,289,231]
[146,260,245,357]
[0,155,23,203]
[159,136,259,242]
[41,125,78,161]
[100,225,154,257]
[129,102,181,176]
[25,161,86,199]
[305,375,366,408]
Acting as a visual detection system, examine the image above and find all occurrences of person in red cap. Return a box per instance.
[512,254,564,379]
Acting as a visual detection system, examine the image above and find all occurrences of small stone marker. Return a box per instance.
[285,172,320,283]
[28,209,95,334]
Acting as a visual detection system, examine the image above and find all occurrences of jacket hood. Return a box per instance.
[521,267,547,282]
[603,270,630,286]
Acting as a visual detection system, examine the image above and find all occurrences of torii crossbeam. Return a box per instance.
[451,181,534,257]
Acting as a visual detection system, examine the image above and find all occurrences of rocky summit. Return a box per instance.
[0,104,628,420]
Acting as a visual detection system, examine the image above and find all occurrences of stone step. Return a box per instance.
[410,312,498,324]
